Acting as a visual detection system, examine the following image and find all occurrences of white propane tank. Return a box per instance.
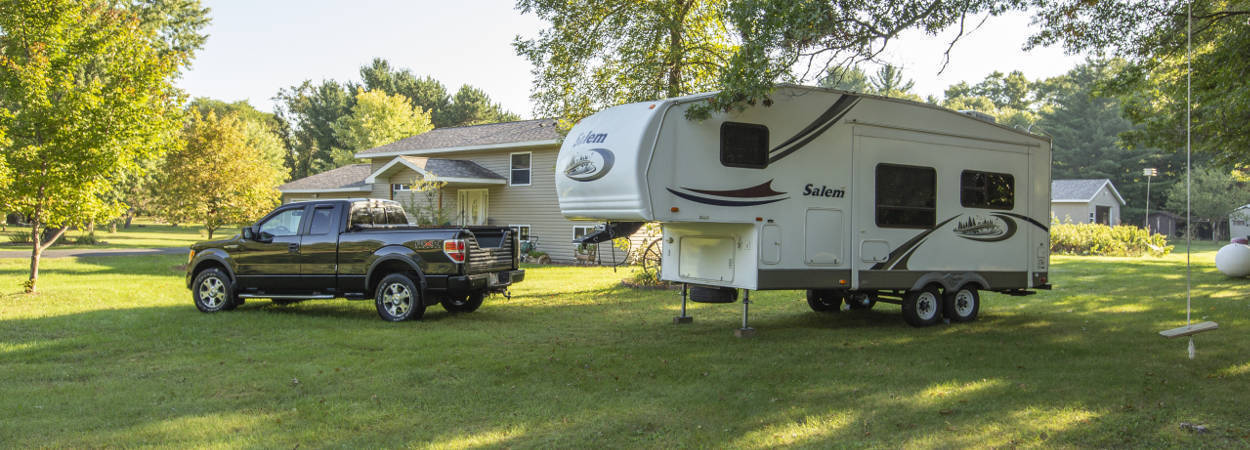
[1214,243,1250,277]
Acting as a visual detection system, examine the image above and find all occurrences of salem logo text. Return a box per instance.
[564,148,615,182]
[803,184,845,198]
[575,131,608,145]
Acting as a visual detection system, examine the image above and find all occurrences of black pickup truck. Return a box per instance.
[185,199,524,321]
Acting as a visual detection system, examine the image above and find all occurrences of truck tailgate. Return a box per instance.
[465,229,515,274]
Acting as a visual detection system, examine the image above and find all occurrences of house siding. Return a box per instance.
[368,146,600,263]
[1050,185,1122,225]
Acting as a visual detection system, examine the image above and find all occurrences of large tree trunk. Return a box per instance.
[26,207,70,294]
[124,214,133,229]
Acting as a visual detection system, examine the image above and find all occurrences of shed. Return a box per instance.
[1051,179,1126,225]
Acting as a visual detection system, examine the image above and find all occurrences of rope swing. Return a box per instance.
[1158,1,1218,358]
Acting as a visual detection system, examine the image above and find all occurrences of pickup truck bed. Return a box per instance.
[186,198,524,321]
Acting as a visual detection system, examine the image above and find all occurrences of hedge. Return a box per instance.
[1050,220,1172,257]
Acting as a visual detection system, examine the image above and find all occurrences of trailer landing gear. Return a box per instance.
[673,283,693,324]
[735,290,755,338]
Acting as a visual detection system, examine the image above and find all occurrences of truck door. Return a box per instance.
[234,205,306,293]
[299,204,340,293]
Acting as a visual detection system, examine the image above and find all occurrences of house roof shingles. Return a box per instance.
[279,163,372,192]
[1052,178,1125,204]
[396,156,504,181]
[357,118,561,156]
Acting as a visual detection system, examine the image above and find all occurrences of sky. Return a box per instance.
[178,1,1089,117]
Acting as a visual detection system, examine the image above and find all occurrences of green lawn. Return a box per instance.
[0,245,1247,447]
[0,217,237,250]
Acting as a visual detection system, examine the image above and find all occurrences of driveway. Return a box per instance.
[0,247,189,259]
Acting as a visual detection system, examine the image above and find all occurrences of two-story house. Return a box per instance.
[277,119,603,263]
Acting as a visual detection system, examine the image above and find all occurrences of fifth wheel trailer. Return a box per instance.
[557,85,1051,328]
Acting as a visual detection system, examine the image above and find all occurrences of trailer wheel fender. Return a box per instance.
[909,272,991,293]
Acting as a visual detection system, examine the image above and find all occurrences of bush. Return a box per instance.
[74,233,104,246]
[7,231,32,244]
[1050,219,1172,257]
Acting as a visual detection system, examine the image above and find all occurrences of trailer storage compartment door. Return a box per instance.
[805,209,843,265]
[760,224,781,265]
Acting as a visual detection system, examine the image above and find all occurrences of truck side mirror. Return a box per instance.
[241,227,255,241]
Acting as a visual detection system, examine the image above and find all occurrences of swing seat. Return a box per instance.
[1159,321,1219,338]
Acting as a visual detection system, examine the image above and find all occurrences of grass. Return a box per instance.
[0,244,1247,447]
[0,217,237,250]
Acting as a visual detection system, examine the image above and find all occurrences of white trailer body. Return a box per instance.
[556,86,1051,324]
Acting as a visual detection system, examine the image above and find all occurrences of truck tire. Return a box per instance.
[806,289,842,312]
[902,286,942,327]
[375,273,425,321]
[192,268,237,313]
[442,292,484,313]
[943,286,980,322]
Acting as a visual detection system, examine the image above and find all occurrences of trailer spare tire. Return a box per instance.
[689,285,738,303]
[806,289,843,312]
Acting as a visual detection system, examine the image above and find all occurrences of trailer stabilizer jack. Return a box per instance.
[735,290,755,338]
[674,283,693,324]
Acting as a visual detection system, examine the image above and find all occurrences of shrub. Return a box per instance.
[74,233,104,246]
[7,231,32,244]
[1050,218,1172,257]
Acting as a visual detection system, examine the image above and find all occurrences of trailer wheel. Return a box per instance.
[943,286,980,322]
[902,286,942,327]
[806,289,843,312]
[442,292,485,313]
[846,292,877,310]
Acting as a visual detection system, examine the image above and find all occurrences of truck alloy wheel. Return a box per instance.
[375,274,425,321]
[902,286,942,327]
[943,286,980,322]
[193,268,237,313]
[441,292,485,313]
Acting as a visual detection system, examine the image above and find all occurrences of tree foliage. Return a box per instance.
[1163,166,1250,240]
[515,0,736,126]
[328,89,434,168]
[274,80,354,179]
[157,112,285,239]
[189,97,288,171]
[0,0,185,292]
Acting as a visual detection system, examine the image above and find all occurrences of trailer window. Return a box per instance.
[720,122,769,169]
[876,164,936,229]
[960,170,1015,210]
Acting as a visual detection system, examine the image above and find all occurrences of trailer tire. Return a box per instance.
[442,292,485,313]
[846,292,877,310]
[806,289,842,312]
[943,286,980,322]
[902,286,942,327]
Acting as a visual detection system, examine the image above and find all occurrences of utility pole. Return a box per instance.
[1143,167,1157,232]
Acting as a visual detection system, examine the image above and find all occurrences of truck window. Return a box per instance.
[720,122,769,169]
[259,208,305,237]
[307,206,335,235]
[385,205,409,225]
[960,170,1014,210]
[350,204,373,227]
[876,163,936,229]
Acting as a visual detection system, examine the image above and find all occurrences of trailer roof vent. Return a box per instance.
[958,110,996,123]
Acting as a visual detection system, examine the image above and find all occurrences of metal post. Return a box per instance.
[735,290,755,338]
[674,283,693,324]
[1143,168,1155,231]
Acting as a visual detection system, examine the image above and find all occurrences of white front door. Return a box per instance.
[457,189,488,225]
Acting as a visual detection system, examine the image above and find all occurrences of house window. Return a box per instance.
[573,225,595,247]
[510,224,531,242]
[392,184,411,192]
[960,170,1014,210]
[720,122,769,169]
[510,152,531,186]
[876,163,936,229]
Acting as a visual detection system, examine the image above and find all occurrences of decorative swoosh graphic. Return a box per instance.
[995,212,1049,232]
[666,188,789,207]
[957,214,1019,242]
[871,215,962,271]
[768,94,860,164]
[683,180,785,198]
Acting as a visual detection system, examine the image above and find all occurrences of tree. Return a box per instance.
[327,90,434,169]
[359,58,453,126]
[515,0,736,126]
[818,66,870,92]
[274,80,353,178]
[868,64,916,97]
[189,97,287,171]
[441,85,521,127]
[157,112,285,239]
[0,1,184,292]
[1164,167,1249,240]
[1026,1,1250,166]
